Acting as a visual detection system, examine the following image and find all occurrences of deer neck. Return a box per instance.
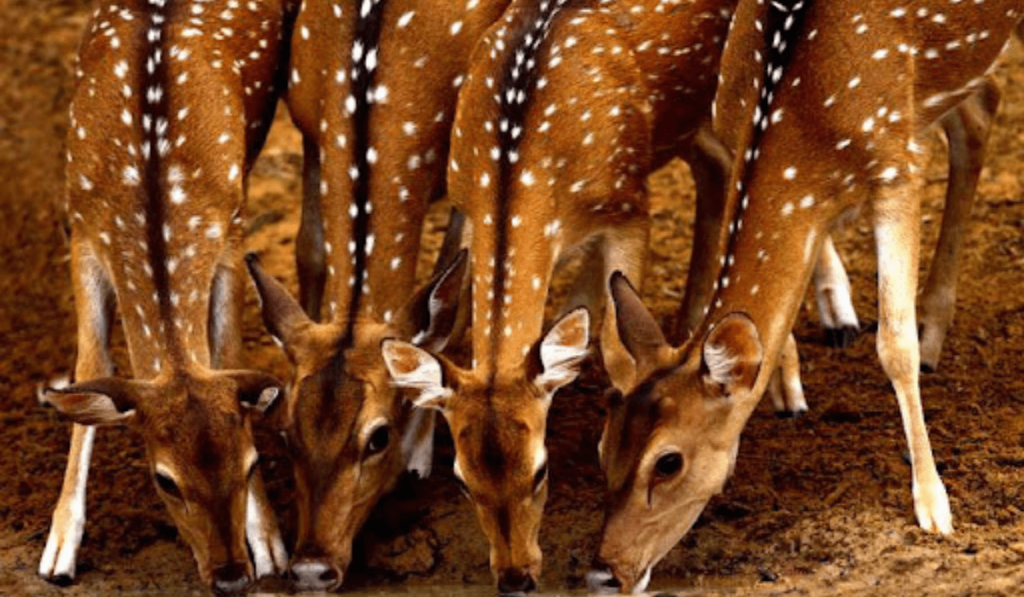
[66,0,287,379]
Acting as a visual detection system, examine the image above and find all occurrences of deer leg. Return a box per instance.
[599,224,650,392]
[814,235,860,348]
[401,407,435,479]
[675,126,732,342]
[246,469,289,578]
[767,333,808,417]
[296,136,326,320]
[873,171,952,535]
[40,246,115,584]
[919,79,999,372]
[558,236,607,322]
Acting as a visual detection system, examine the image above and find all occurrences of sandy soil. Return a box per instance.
[3,1,1024,596]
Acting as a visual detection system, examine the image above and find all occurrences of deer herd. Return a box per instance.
[34,0,1023,595]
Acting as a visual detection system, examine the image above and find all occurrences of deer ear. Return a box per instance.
[246,253,313,348]
[226,370,285,414]
[701,313,763,398]
[610,271,669,367]
[402,249,467,352]
[381,340,453,410]
[533,307,590,396]
[39,377,142,425]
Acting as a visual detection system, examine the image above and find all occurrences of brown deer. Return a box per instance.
[379,0,746,594]
[805,78,1000,362]
[249,0,508,591]
[591,0,1021,592]
[37,0,300,593]
[765,76,1000,418]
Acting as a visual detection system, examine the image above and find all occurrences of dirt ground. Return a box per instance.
[4,1,1024,596]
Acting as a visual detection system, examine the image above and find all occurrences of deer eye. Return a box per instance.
[532,460,549,494]
[154,471,183,500]
[654,452,684,479]
[365,425,391,457]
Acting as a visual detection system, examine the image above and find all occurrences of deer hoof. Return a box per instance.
[824,325,859,348]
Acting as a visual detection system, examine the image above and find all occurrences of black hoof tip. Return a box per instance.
[825,325,860,348]
[44,574,74,587]
[775,409,804,419]
[920,362,937,374]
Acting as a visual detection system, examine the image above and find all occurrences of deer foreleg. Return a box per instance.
[675,126,732,342]
[40,245,115,584]
[919,78,1000,372]
[246,471,288,578]
[767,333,807,417]
[873,170,952,535]
[813,235,860,348]
[297,136,326,320]
[402,407,436,479]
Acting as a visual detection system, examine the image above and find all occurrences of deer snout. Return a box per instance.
[290,557,342,592]
[587,557,652,595]
[210,562,252,596]
[585,563,621,594]
[496,567,537,597]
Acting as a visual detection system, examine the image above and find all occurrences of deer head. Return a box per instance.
[41,369,282,594]
[246,252,465,591]
[382,307,589,595]
[588,274,761,594]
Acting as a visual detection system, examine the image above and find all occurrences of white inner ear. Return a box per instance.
[49,392,135,424]
[383,344,452,408]
[703,340,738,385]
[253,387,280,412]
[535,319,589,392]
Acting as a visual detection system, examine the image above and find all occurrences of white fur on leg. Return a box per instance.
[246,489,288,578]
[913,474,954,534]
[402,408,435,478]
[39,424,95,581]
[814,237,859,331]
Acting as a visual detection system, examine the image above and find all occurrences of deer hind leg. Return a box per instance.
[767,333,808,417]
[873,167,952,535]
[40,245,115,584]
[813,235,860,348]
[296,136,326,320]
[919,79,1000,372]
[675,125,733,342]
[597,224,650,392]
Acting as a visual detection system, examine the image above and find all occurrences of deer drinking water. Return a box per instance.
[591,0,1022,592]
[37,0,299,593]
[246,0,509,591]
[379,0,749,593]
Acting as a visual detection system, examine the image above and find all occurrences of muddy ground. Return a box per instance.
[4,1,1024,596]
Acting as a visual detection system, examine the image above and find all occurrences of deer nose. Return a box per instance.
[291,558,342,592]
[210,562,251,595]
[585,563,622,594]
[497,568,537,596]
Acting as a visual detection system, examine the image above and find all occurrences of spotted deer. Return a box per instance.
[37,0,300,593]
[248,0,508,591]
[590,0,1022,592]
[378,0,751,594]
